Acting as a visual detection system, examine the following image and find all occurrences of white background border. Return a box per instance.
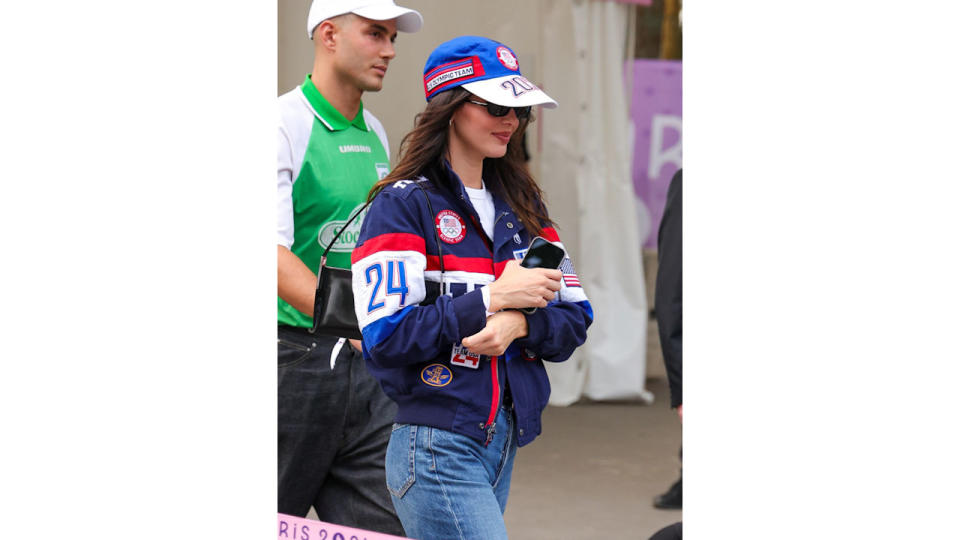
[3,1,959,538]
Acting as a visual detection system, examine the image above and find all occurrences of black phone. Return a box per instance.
[520,236,566,269]
[519,236,566,314]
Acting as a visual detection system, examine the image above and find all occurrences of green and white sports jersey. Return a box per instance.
[278,75,390,328]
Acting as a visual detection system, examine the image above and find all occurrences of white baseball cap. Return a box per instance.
[307,0,423,39]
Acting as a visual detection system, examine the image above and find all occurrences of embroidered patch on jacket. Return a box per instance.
[450,343,481,369]
[435,210,466,244]
[420,364,453,387]
[559,257,581,288]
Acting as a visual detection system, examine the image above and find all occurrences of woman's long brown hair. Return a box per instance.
[368,87,552,237]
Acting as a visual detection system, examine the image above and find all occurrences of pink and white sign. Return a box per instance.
[278,513,409,540]
[629,59,682,249]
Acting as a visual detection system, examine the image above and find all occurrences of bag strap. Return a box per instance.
[413,179,445,275]
[319,180,444,271]
[312,179,445,303]
[320,198,372,267]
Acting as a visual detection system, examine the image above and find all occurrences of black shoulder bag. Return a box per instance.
[309,181,445,339]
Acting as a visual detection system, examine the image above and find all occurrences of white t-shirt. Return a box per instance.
[464,181,495,239]
[464,181,497,316]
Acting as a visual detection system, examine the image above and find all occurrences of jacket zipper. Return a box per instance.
[459,193,504,446]
[483,354,500,446]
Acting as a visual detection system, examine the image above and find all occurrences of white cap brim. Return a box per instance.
[351,5,423,32]
[308,2,423,38]
[461,76,558,109]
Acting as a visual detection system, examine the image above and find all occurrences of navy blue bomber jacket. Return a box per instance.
[351,164,593,447]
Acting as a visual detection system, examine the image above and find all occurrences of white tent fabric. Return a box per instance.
[538,0,653,405]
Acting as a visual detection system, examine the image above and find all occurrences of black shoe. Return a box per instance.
[653,478,682,509]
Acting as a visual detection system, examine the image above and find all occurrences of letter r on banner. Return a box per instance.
[648,114,682,180]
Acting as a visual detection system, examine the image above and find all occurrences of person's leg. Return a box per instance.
[277,328,349,516]
[314,345,403,535]
[387,420,513,540]
[654,445,682,510]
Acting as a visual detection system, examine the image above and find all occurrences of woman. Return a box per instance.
[351,36,593,539]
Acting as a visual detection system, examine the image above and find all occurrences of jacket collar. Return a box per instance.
[438,161,520,249]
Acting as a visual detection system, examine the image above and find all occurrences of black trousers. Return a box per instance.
[278,326,403,536]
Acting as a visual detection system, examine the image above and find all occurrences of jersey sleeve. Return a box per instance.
[513,226,594,362]
[351,187,487,368]
[277,116,295,249]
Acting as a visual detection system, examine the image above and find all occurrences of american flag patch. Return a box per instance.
[559,257,581,288]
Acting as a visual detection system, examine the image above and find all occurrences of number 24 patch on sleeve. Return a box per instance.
[450,343,482,369]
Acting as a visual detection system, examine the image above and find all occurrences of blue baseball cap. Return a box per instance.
[422,36,557,109]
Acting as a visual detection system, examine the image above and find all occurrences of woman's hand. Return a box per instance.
[460,310,528,357]
[487,260,562,312]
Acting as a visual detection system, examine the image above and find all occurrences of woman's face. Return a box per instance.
[448,96,520,161]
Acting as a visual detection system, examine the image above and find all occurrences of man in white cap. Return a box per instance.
[277,1,422,533]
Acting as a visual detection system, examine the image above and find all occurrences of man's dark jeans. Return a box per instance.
[278,326,403,536]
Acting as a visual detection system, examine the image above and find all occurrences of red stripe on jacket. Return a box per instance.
[427,258,511,278]
[426,254,495,275]
[352,233,426,263]
[540,227,560,243]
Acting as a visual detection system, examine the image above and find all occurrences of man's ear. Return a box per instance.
[315,19,338,51]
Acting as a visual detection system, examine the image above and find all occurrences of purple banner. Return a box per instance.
[629,59,682,249]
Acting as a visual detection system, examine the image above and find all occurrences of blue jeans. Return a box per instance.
[386,406,518,540]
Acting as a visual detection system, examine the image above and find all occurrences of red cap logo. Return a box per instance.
[496,46,519,71]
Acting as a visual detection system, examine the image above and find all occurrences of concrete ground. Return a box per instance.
[504,375,682,539]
